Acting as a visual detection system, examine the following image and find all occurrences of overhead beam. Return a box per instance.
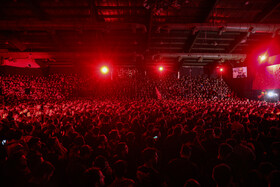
[253,0,280,23]
[0,21,147,32]
[157,23,280,33]
[228,1,280,53]
[184,31,200,53]
[152,37,235,40]
[26,0,49,21]
[184,0,219,52]
[227,33,248,53]
[183,63,208,66]
[150,47,184,50]
[101,15,196,19]
[0,52,144,59]
[3,21,280,33]
[153,53,246,60]
[96,6,146,10]
[192,48,226,51]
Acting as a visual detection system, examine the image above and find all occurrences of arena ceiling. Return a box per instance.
[0,0,280,67]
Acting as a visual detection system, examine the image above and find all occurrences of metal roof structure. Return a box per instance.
[0,0,280,67]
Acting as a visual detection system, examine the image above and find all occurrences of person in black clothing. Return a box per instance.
[109,160,135,187]
[136,147,162,187]
[167,143,199,187]
[83,167,105,187]
[212,164,233,187]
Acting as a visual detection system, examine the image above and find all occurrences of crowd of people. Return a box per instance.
[0,74,82,103]
[0,72,279,187]
[1,73,233,102]
[154,75,232,99]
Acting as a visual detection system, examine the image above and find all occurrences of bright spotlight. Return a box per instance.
[259,53,268,63]
[268,92,274,97]
[220,68,223,72]
[259,55,267,61]
[267,91,278,97]
[159,66,164,72]
[100,66,109,74]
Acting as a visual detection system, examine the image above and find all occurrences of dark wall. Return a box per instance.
[0,66,43,76]
[180,66,205,77]
[0,65,81,76]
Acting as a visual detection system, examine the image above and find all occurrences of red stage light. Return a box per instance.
[220,68,223,72]
[100,66,109,74]
[159,66,164,72]
[258,52,268,63]
[259,55,267,62]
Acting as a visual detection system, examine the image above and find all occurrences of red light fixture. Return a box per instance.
[258,51,268,63]
[100,66,109,74]
[259,54,267,62]
[159,66,164,72]
[220,68,223,72]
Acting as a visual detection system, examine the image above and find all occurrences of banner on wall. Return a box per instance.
[233,67,247,78]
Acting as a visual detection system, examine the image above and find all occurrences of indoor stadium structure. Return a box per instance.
[1,1,280,187]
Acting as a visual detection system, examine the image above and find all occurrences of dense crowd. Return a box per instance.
[92,74,233,100]
[0,73,279,187]
[0,74,81,102]
[1,73,233,101]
